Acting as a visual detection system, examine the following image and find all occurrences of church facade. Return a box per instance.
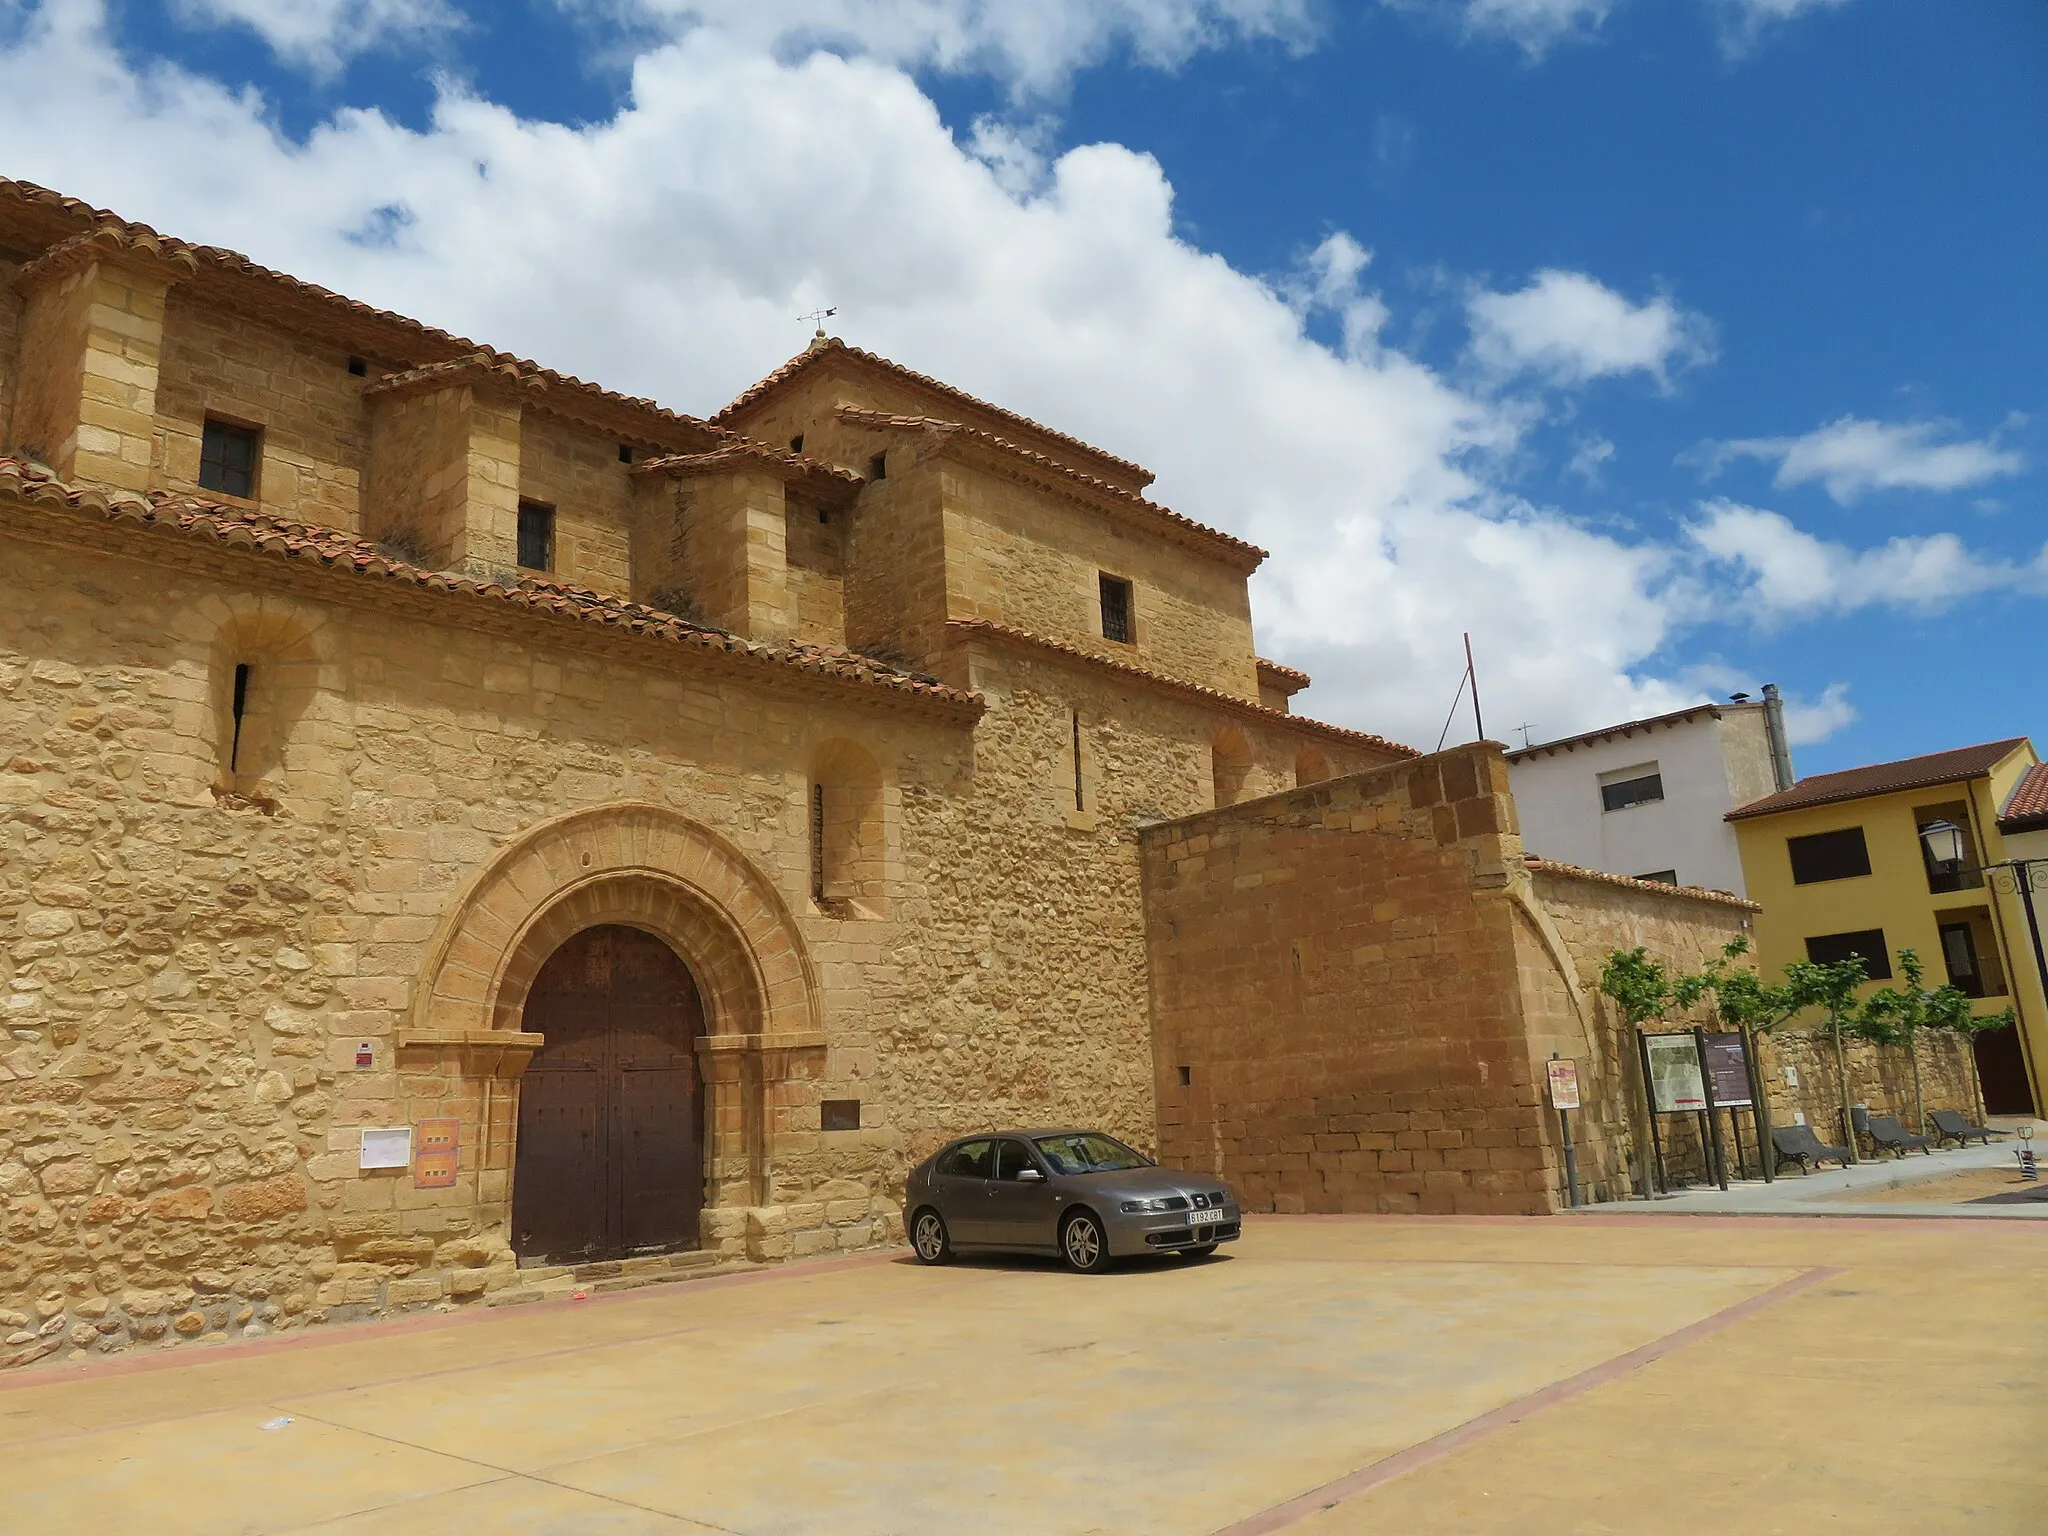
[0,180,1742,1367]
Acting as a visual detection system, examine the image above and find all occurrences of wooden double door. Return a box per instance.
[511,925,706,1263]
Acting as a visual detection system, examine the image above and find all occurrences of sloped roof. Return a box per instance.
[947,618,1413,758]
[1257,658,1311,693]
[1524,858,1760,911]
[839,406,1265,569]
[0,458,980,717]
[2000,762,2048,833]
[1727,738,2032,821]
[713,335,1155,491]
[1505,701,1746,762]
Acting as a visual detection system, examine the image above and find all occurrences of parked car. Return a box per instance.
[903,1129,1241,1273]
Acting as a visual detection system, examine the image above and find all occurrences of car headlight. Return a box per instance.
[1119,1198,1171,1213]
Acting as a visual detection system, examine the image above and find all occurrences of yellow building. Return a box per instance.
[1730,738,2045,1115]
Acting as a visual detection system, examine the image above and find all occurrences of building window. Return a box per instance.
[198,419,260,500]
[1099,574,1134,644]
[346,355,367,377]
[1915,804,1984,894]
[1804,929,1892,979]
[1787,826,1871,885]
[790,434,805,454]
[1599,767,1663,813]
[809,783,827,904]
[618,443,634,464]
[1634,870,1678,885]
[868,452,887,480]
[1177,1065,1192,1087]
[1071,709,1086,812]
[517,499,555,572]
[228,663,253,772]
[820,1099,860,1132]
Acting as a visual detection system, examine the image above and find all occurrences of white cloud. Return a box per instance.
[1566,434,1614,485]
[1709,0,1856,56]
[1686,500,2047,620]
[0,0,1898,754]
[1453,0,1615,57]
[172,0,460,73]
[589,0,1319,96]
[1780,682,1855,746]
[1467,269,1715,389]
[1691,416,2024,504]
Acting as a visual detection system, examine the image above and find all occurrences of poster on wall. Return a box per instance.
[1643,1033,1707,1113]
[1700,1032,1754,1108]
[1545,1057,1581,1110]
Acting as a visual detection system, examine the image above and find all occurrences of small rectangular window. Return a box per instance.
[1804,928,1891,979]
[1599,770,1663,812]
[1788,826,1871,885]
[198,419,260,499]
[346,355,367,377]
[790,434,805,454]
[1099,574,1133,644]
[820,1099,860,1132]
[868,452,887,480]
[1177,1065,1192,1087]
[617,443,634,464]
[517,499,555,572]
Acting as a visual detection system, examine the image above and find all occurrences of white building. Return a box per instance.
[1505,690,1794,897]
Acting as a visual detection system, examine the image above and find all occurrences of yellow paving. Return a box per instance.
[2,1217,2040,1534]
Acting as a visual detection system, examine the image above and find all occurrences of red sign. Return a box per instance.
[413,1118,460,1189]
[354,1041,374,1069]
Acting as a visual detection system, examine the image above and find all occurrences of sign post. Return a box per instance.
[1700,1030,1755,1186]
[1694,1027,1729,1191]
[1643,1031,1712,1189]
[1547,1054,1582,1209]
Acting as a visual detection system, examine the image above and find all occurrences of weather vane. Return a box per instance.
[801,306,838,335]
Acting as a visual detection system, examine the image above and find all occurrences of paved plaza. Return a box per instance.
[4,1214,2042,1534]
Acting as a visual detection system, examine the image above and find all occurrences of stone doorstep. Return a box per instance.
[511,1249,724,1286]
[487,1252,755,1308]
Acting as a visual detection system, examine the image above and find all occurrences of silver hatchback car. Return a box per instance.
[903,1129,1241,1272]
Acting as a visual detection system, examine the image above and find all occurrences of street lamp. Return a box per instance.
[1920,818,1967,871]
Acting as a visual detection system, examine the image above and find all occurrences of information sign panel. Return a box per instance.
[1546,1057,1581,1110]
[1700,1032,1754,1108]
[1643,1033,1706,1113]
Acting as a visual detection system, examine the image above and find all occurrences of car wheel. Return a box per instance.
[1060,1210,1109,1273]
[910,1208,953,1265]
[1182,1243,1218,1259]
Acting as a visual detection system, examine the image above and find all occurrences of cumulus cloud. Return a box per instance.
[0,0,1901,752]
[1780,681,1855,746]
[587,0,1319,96]
[1467,270,1715,389]
[1686,500,2047,620]
[1689,416,2024,504]
[172,0,461,73]
[1452,0,1616,56]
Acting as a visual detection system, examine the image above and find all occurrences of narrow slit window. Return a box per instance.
[346,356,367,377]
[1071,710,1086,812]
[517,499,555,572]
[229,663,252,771]
[810,783,827,903]
[868,452,887,480]
[790,434,805,454]
[617,443,634,464]
[1099,574,1133,644]
[198,419,261,499]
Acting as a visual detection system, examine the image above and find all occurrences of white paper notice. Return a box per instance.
[359,1127,412,1170]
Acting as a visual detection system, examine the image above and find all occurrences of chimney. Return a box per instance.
[1761,683,1795,792]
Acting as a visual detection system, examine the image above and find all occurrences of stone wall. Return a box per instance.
[153,295,367,533]
[0,258,21,455]
[516,410,635,597]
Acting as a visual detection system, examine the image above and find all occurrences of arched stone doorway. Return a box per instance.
[511,925,707,1263]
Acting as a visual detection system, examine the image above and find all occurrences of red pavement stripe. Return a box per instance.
[1213,1264,1843,1536]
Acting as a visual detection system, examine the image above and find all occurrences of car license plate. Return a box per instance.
[1188,1208,1224,1226]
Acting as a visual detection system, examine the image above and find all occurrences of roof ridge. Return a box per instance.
[0,456,979,715]
[946,618,1413,757]
[711,336,1155,487]
[1726,736,2032,821]
[842,406,1266,566]
[1524,857,1760,911]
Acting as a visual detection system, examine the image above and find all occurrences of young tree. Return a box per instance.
[1673,936,1798,1168]
[1856,949,1975,1133]
[1599,947,1671,1030]
[1781,955,1870,1163]
[1922,992,2014,1128]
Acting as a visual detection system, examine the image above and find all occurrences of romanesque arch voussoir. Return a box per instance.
[408,802,821,1045]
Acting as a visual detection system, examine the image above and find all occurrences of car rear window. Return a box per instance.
[1034,1133,1150,1174]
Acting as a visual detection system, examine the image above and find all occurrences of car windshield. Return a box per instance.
[1034,1133,1151,1174]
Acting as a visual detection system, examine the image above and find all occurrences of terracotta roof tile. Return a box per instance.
[0,458,979,717]
[713,336,1155,489]
[1256,658,1311,691]
[2000,762,2048,833]
[1727,738,2032,821]
[1524,858,1760,911]
[841,407,1266,569]
[946,618,1413,758]
[1504,701,1744,762]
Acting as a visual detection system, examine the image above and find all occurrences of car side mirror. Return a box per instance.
[1016,1167,1044,1182]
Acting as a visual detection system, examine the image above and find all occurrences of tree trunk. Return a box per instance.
[1833,1018,1857,1164]
[1908,1031,1924,1135]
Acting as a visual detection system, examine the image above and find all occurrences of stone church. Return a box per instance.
[0,180,1745,1365]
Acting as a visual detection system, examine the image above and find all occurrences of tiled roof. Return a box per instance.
[2000,762,2048,833]
[839,407,1266,569]
[946,618,1414,758]
[1505,701,1748,762]
[1256,658,1311,691]
[1524,858,1760,911]
[0,458,980,717]
[633,442,865,503]
[1727,738,2032,821]
[713,336,1155,490]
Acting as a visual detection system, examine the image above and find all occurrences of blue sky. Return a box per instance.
[7,0,2042,771]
